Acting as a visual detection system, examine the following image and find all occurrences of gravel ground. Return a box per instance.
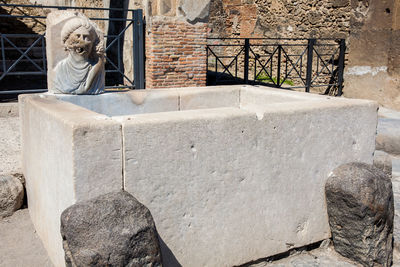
[1,209,362,267]
[0,210,364,267]
[0,209,52,267]
[0,116,21,175]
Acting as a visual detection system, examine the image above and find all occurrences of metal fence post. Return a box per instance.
[277,45,282,87]
[1,34,6,74]
[206,45,208,85]
[305,39,315,93]
[133,9,145,89]
[244,38,250,84]
[336,39,346,96]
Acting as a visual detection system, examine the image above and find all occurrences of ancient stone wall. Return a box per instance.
[1,0,48,34]
[208,0,352,39]
[207,0,352,94]
[29,0,108,31]
[208,0,400,110]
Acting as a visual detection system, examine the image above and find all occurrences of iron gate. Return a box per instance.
[0,3,145,95]
[207,38,346,96]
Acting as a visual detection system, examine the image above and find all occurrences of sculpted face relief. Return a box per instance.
[51,14,105,95]
[65,26,94,60]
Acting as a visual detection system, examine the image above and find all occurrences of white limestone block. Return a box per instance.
[19,94,122,267]
[20,85,378,267]
[121,90,377,266]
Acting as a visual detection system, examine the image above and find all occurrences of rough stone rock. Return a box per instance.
[15,173,25,187]
[0,174,24,218]
[374,150,393,178]
[60,191,162,267]
[325,162,394,267]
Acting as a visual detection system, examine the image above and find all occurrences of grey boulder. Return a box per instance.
[325,162,394,267]
[0,174,24,218]
[60,191,162,267]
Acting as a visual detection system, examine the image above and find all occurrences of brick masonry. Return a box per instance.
[145,19,208,88]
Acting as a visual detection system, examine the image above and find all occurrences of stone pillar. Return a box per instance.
[144,0,210,88]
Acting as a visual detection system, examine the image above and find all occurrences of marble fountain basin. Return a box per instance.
[19,85,377,267]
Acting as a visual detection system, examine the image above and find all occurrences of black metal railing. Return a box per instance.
[207,38,346,96]
[0,3,145,95]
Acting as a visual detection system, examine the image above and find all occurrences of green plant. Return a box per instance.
[256,72,294,86]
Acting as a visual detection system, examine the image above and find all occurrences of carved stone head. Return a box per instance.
[61,16,104,62]
[46,12,105,95]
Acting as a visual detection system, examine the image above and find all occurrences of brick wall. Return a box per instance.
[145,19,208,88]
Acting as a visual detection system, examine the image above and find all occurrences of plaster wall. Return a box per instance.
[344,0,400,111]
[20,86,377,267]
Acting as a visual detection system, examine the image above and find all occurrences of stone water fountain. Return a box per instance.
[47,12,105,95]
[20,11,378,267]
